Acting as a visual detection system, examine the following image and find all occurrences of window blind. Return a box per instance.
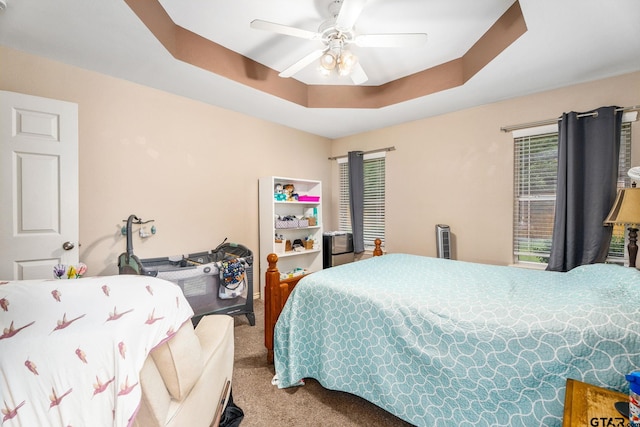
[610,122,633,260]
[513,132,558,262]
[339,155,386,249]
[513,122,632,264]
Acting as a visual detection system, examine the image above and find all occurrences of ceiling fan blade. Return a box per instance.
[279,49,325,78]
[250,19,320,40]
[335,0,368,31]
[355,33,428,48]
[349,63,368,85]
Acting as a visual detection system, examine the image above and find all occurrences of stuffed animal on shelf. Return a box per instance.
[283,184,298,201]
[274,183,287,201]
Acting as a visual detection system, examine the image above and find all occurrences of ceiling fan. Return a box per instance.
[250,0,428,85]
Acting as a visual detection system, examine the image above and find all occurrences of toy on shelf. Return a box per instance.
[280,267,308,280]
[283,184,298,201]
[274,183,287,201]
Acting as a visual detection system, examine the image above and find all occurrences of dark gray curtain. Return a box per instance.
[546,106,622,272]
[348,151,365,253]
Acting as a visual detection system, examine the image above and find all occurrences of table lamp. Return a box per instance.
[604,185,640,268]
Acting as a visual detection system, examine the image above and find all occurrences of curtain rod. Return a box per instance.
[500,105,640,133]
[328,146,396,161]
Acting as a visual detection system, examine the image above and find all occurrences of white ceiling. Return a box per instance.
[0,0,639,139]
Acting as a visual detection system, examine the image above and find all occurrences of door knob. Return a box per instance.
[62,241,75,251]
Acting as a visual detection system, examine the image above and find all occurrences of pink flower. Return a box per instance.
[75,263,87,278]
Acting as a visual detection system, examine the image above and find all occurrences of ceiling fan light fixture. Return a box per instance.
[320,51,337,70]
[318,66,332,77]
[338,50,357,76]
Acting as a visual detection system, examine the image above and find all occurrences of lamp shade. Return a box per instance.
[604,188,640,226]
[320,51,337,70]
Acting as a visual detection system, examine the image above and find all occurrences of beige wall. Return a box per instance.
[0,46,332,279]
[331,71,640,265]
[2,45,638,276]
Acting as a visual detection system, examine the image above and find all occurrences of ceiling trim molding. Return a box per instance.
[125,0,526,109]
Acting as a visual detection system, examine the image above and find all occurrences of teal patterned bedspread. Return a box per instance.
[274,254,640,426]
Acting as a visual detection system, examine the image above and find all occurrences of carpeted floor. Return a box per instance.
[230,299,414,426]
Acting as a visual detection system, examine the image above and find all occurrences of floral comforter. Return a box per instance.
[0,275,193,426]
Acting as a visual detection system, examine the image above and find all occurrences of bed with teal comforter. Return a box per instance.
[274,254,640,426]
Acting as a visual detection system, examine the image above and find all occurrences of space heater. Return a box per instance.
[436,224,451,259]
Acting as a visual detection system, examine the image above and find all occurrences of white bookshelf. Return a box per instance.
[258,176,323,297]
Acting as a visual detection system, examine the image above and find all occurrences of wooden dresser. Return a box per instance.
[563,378,628,426]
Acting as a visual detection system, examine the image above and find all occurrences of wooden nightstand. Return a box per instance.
[563,378,628,426]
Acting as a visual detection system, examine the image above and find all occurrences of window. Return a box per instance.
[513,122,632,265]
[338,153,386,250]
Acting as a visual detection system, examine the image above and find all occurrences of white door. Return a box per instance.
[0,91,79,280]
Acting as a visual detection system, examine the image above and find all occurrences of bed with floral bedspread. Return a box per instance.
[274,254,640,427]
[0,275,193,426]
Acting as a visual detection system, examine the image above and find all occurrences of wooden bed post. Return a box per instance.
[264,253,280,364]
[264,239,384,363]
[373,238,383,256]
